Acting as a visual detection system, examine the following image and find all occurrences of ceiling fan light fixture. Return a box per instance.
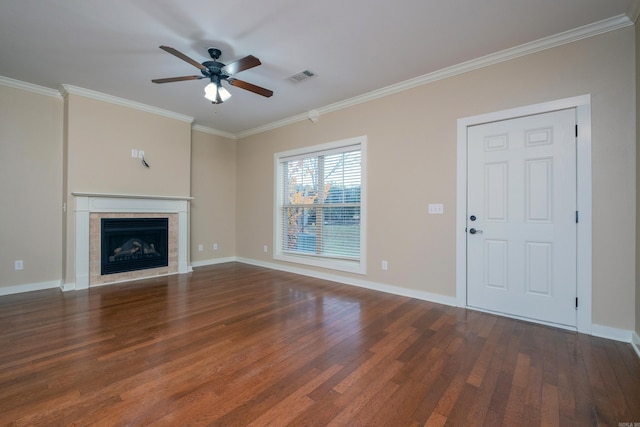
[204,82,218,102]
[218,85,232,102]
[204,81,232,103]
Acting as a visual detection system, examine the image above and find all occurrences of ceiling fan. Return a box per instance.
[152,45,273,104]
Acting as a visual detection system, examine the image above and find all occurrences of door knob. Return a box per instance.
[469,228,483,234]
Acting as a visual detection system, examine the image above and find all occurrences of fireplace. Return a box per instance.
[72,193,191,290]
[101,218,169,275]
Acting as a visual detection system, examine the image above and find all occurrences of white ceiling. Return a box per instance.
[0,0,636,136]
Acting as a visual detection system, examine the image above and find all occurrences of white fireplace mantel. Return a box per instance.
[73,193,192,290]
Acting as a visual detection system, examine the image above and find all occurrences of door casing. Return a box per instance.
[456,95,592,333]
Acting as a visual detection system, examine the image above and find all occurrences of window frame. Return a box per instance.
[273,136,367,274]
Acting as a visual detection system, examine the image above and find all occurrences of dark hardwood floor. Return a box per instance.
[1,262,639,426]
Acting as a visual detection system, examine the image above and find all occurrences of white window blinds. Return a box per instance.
[275,138,365,273]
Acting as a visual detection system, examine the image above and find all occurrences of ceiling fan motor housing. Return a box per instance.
[201,61,227,79]
[207,47,222,60]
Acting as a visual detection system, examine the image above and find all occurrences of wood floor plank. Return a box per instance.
[332,325,415,394]
[541,383,560,427]
[246,364,342,427]
[325,358,405,425]
[0,262,638,426]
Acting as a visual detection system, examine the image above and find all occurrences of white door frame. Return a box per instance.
[456,95,592,334]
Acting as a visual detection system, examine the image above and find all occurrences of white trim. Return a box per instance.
[237,111,311,139]
[591,324,635,343]
[237,257,457,307]
[0,76,61,98]
[632,332,640,359]
[575,101,592,334]
[465,306,578,333]
[190,257,237,268]
[0,280,61,296]
[273,136,367,275]
[456,94,592,333]
[626,0,640,23]
[192,124,237,140]
[60,84,194,124]
[236,15,630,139]
[274,137,365,160]
[72,192,192,201]
[60,282,75,292]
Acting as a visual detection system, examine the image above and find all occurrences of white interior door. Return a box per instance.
[466,108,577,327]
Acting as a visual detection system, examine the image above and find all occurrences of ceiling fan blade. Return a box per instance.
[228,78,273,98]
[159,45,206,70]
[152,75,204,84]
[223,55,261,75]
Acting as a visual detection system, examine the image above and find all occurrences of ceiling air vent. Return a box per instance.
[288,70,315,83]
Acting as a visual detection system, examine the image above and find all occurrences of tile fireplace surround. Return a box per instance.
[73,193,190,289]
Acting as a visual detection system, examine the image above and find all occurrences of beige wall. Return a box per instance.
[0,86,63,288]
[236,28,637,330]
[190,130,237,262]
[64,93,192,196]
[63,93,192,285]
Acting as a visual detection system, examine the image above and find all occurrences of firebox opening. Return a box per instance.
[101,218,169,275]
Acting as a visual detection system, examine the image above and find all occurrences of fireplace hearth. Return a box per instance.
[101,218,168,275]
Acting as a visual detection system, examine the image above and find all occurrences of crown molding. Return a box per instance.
[627,0,640,23]
[236,112,310,139]
[0,76,61,98]
[60,84,194,123]
[192,124,237,140]
[4,12,633,140]
[237,14,633,139]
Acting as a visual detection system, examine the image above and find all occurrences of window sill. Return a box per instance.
[274,252,366,275]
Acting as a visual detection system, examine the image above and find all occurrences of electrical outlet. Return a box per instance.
[15,260,23,270]
[198,244,203,252]
[428,203,444,214]
[138,150,145,158]
[381,260,388,270]
[131,149,138,158]
[213,243,218,250]
[263,245,268,253]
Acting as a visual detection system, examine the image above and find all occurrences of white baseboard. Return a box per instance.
[236,257,458,307]
[191,257,237,268]
[591,323,635,343]
[0,280,61,296]
[60,282,75,292]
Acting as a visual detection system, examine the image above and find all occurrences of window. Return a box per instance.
[274,136,366,274]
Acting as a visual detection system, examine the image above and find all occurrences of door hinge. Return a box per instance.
[575,211,579,223]
[575,297,578,309]
[575,125,578,137]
